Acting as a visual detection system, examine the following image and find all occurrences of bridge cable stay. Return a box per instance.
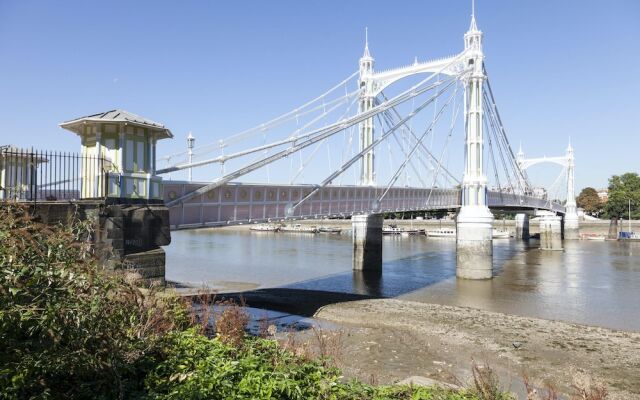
[375,99,443,188]
[478,79,528,195]
[374,112,428,187]
[164,74,458,207]
[289,91,361,184]
[483,96,516,193]
[380,108,459,187]
[482,93,529,196]
[483,73,531,193]
[286,78,458,214]
[378,92,461,185]
[160,51,468,177]
[166,88,362,169]
[157,91,361,175]
[544,165,568,208]
[159,70,360,162]
[375,81,459,205]
[424,82,463,208]
[163,92,359,167]
[379,111,445,188]
[484,114,503,194]
[375,88,458,194]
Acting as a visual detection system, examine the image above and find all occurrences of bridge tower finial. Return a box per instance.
[363,27,371,58]
[358,27,375,186]
[469,0,479,32]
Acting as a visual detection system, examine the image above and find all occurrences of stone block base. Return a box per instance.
[122,248,166,286]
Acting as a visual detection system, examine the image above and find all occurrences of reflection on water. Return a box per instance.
[166,230,640,331]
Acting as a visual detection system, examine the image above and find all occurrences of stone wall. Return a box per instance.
[27,200,170,285]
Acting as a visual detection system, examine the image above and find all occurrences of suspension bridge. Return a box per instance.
[155,11,578,279]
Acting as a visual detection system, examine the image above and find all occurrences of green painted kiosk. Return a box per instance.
[59,109,172,201]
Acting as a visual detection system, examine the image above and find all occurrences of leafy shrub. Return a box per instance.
[0,204,189,399]
[144,328,344,399]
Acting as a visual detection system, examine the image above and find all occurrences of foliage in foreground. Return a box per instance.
[144,328,491,400]
[0,203,509,399]
[0,204,189,399]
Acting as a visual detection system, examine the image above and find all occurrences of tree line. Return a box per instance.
[577,172,640,219]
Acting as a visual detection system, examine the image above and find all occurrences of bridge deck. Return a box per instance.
[164,181,564,229]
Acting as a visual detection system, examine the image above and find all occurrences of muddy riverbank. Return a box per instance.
[313,298,640,400]
[196,286,640,399]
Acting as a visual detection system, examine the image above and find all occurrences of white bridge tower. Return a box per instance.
[358,29,375,185]
[517,142,579,239]
[455,12,495,279]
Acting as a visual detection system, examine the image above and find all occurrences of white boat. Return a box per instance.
[318,227,342,234]
[492,229,511,239]
[427,228,456,238]
[383,224,423,235]
[280,224,318,233]
[250,224,280,232]
[383,225,403,235]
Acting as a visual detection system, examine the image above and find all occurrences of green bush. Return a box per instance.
[144,329,489,400]
[0,204,189,399]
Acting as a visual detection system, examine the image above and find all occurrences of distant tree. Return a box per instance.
[576,187,602,216]
[603,173,640,219]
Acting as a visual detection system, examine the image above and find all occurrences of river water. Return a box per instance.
[166,229,640,332]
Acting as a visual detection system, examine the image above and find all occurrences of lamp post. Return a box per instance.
[629,199,632,233]
[187,132,195,182]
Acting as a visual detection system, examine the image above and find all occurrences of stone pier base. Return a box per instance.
[563,214,580,240]
[456,206,494,279]
[540,215,563,250]
[352,214,383,271]
[515,213,530,240]
[27,200,170,285]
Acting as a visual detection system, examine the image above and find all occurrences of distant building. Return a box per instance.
[532,187,548,199]
[597,188,608,203]
[0,146,46,200]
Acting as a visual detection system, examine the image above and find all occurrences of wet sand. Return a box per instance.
[190,287,640,399]
[313,299,640,400]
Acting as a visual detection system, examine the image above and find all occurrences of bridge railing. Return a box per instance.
[487,191,565,214]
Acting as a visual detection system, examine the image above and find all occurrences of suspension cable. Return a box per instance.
[377,82,458,203]
[286,79,457,213]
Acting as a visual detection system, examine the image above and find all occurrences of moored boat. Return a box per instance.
[492,229,511,239]
[427,228,456,238]
[250,224,280,232]
[280,224,318,233]
[318,227,342,234]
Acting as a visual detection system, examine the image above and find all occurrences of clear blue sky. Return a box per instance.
[0,0,638,192]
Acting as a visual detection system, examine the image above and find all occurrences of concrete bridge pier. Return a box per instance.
[515,213,530,240]
[352,214,383,271]
[539,214,563,250]
[456,206,494,279]
[563,213,580,240]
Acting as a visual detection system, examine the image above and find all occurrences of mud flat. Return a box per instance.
[314,299,640,399]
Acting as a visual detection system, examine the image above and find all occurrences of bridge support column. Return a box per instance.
[352,214,383,271]
[456,206,493,279]
[539,214,563,251]
[515,213,530,240]
[563,213,580,240]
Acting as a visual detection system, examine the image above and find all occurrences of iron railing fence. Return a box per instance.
[0,146,111,202]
